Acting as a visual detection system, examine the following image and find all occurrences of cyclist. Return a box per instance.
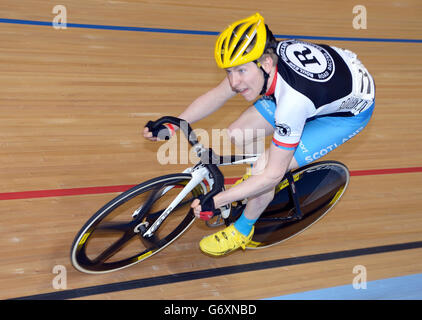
[144,13,375,256]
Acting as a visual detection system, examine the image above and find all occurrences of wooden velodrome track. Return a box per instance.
[1,0,421,300]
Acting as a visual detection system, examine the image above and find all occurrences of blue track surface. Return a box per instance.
[265,273,422,300]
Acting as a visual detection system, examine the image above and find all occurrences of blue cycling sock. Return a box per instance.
[234,212,258,236]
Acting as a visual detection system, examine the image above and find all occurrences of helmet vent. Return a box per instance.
[230,24,256,61]
[214,13,268,68]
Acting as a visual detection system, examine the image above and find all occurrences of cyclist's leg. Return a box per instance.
[243,183,275,221]
[293,101,375,166]
[227,99,274,154]
[247,97,298,169]
[230,98,298,179]
[228,99,278,232]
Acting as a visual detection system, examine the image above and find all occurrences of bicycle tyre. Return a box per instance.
[70,173,205,274]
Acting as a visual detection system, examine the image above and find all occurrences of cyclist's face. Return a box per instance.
[225,62,264,101]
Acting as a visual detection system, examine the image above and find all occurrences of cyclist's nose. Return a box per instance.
[228,72,241,89]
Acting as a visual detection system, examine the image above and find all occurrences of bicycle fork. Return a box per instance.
[137,166,211,238]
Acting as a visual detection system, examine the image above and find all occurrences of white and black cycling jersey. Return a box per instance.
[266,39,375,149]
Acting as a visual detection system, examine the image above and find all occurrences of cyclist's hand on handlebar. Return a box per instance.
[192,195,220,221]
[143,121,176,141]
[143,126,158,141]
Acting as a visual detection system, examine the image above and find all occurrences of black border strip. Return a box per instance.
[12,240,422,300]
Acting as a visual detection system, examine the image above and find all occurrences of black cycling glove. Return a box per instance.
[197,194,220,221]
[145,120,175,140]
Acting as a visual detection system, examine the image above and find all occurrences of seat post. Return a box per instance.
[284,171,303,220]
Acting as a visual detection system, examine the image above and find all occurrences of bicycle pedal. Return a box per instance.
[205,215,225,228]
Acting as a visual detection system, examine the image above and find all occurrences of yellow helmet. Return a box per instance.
[215,13,268,69]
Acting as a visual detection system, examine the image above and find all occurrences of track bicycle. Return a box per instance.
[70,116,350,274]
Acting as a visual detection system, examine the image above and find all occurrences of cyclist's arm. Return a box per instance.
[213,144,295,209]
[177,77,236,124]
[143,77,235,140]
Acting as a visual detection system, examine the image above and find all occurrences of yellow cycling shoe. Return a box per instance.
[199,224,254,256]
